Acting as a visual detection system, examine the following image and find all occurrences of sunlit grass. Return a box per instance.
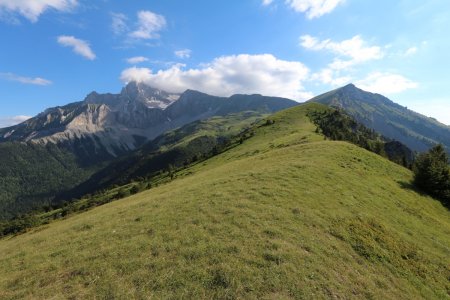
[0,103,449,299]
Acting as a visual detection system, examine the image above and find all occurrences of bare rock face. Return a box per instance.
[120,81,180,109]
[0,82,181,158]
[0,82,297,161]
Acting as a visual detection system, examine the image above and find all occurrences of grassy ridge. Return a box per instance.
[0,103,449,299]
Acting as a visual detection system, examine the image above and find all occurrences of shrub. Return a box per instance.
[116,188,130,199]
[130,185,140,195]
[413,144,450,206]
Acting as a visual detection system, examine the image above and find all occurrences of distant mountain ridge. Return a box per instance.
[2,82,448,160]
[309,84,450,154]
[0,82,297,161]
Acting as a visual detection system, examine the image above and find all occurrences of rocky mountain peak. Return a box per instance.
[120,81,180,109]
[337,83,361,95]
[85,91,99,101]
[342,83,356,89]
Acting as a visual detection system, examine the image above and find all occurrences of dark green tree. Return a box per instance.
[130,185,140,195]
[413,144,450,206]
[116,188,130,199]
[168,164,175,179]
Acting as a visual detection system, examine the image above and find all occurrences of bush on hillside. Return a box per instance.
[116,188,130,199]
[413,144,450,206]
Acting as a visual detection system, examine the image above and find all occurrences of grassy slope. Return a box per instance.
[0,103,449,299]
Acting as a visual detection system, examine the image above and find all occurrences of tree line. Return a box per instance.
[413,144,450,207]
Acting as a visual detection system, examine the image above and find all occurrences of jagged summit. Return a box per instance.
[335,83,369,96]
[341,83,356,89]
[0,83,297,159]
[83,81,180,110]
[120,81,180,109]
[338,83,363,95]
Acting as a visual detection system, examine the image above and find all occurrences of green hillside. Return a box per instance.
[0,103,449,299]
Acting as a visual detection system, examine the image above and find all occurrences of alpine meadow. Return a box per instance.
[0,1,450,299]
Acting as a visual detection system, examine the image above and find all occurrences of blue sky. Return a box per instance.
[0,0,449,127]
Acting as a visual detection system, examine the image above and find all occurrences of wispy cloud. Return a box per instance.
[57,35,96,60]
[288,0,345,18]
[356,72,418,94]
[311,69,351,86]
[126,56,149,64]
[0,0,77,23]
[121,54,312,100]
[262,0,274,6]
[111,12,128,35]
[129,10,166,40]
[174,49,192,59]
[404,46,418,56]
[0,115,32,128]
[264,0,345,19]
[0,72,52,85]
[301,34,384,87]
[301,35,384,70]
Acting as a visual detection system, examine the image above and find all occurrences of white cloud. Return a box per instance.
[0,0,77,22]
[126,56,149,64]
[174,49,192,59]
[356,72,418,95]
[121,67,153,83]
[262,0,274,5]
[120,54,311,100]
[311,69,350,86]
[300,35,384,70]
[111,12,128,35]
[57,35,96,60]
[0,115,31,128]
[404,46,418,56]
[301,35,384,87]
[0,72,52,85]
[129,10,166,40]
[286,0,345,19]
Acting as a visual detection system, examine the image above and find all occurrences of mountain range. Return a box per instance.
[0,81,296,162]
[1,82,449,220]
